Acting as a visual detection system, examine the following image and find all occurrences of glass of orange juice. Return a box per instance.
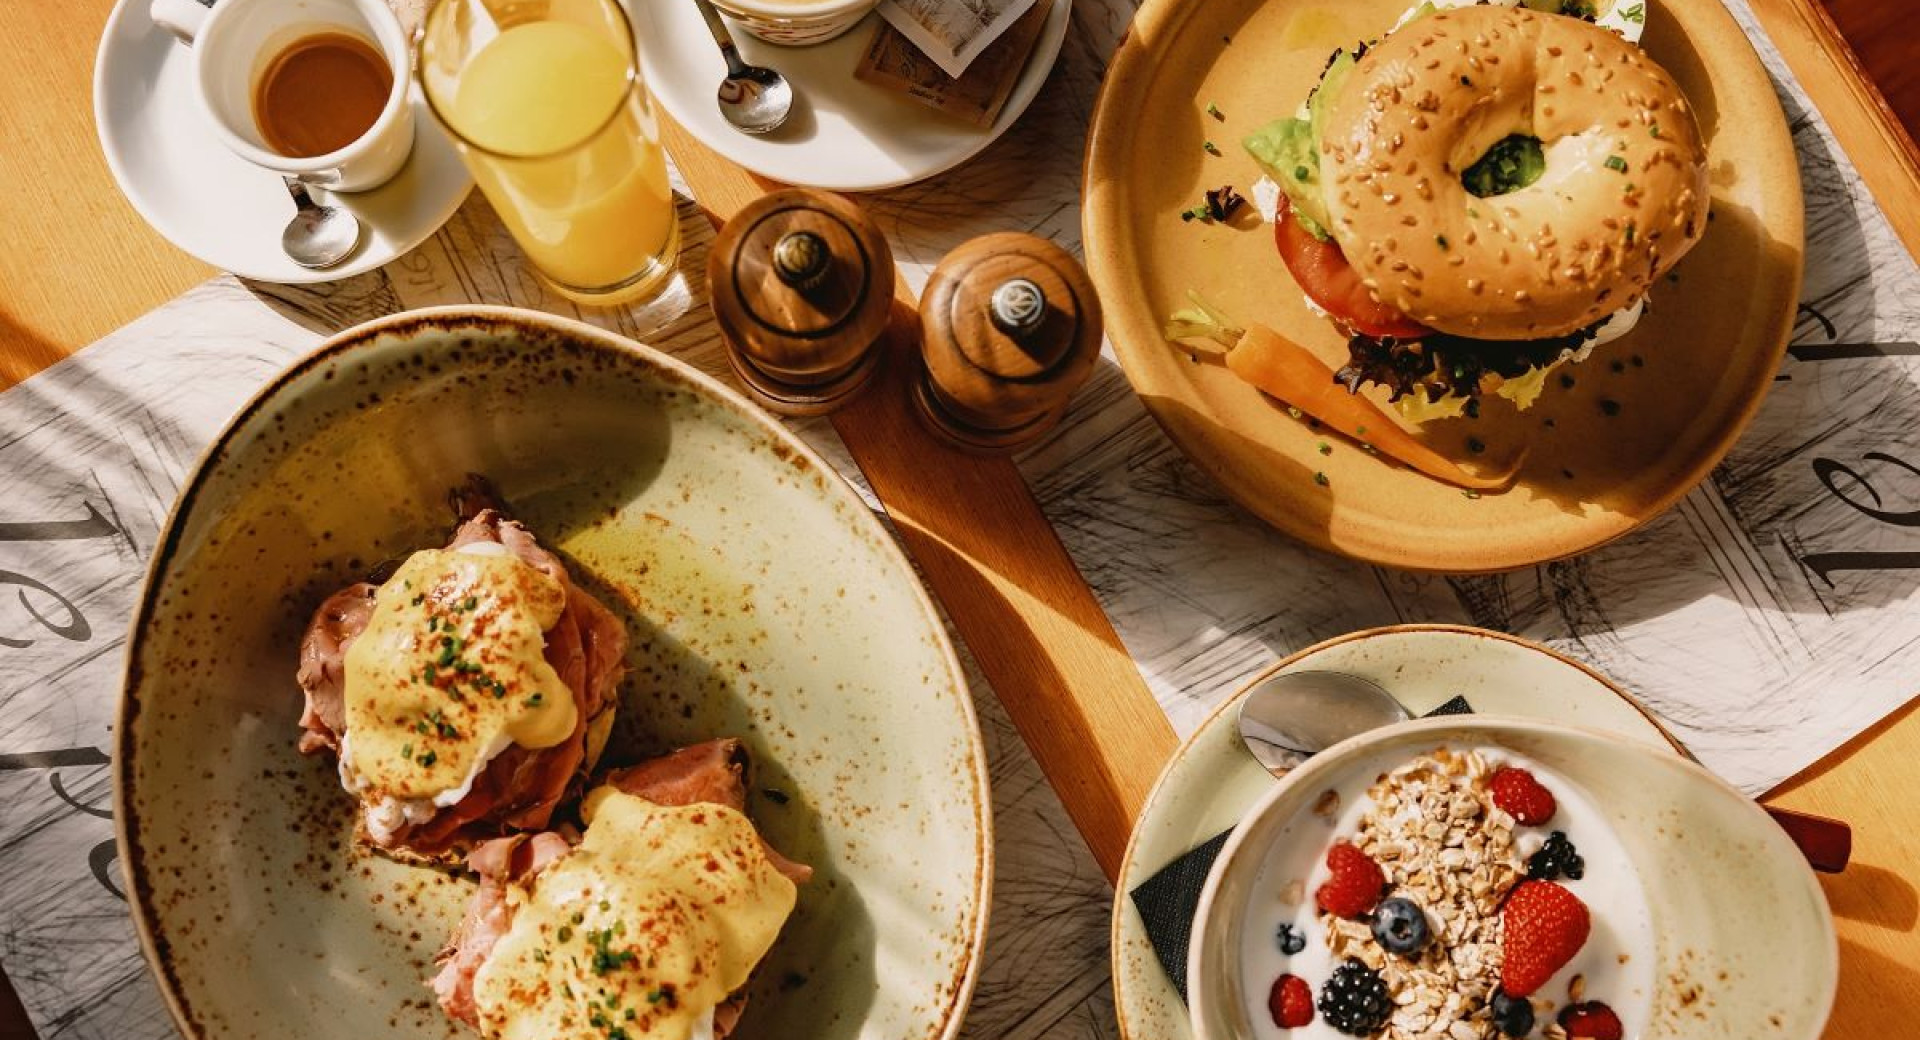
[416,0,679,305]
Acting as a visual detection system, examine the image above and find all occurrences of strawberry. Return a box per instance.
[1315,841,1386,918]
[1267,973,1315,1029]
[1558,1001,1624,1040]
[1489,766,1557,825]
[1500,880,1590,996]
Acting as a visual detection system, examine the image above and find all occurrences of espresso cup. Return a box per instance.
[151,0,415,191]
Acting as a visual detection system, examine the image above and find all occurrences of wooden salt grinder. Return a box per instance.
[914,232,1104,452]
[707,188,895,416]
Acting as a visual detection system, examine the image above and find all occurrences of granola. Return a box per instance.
[1320,749,1525,1040]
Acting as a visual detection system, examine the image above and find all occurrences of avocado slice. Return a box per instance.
[1243,48,1357,240]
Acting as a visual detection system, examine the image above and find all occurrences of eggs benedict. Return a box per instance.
[433,739,811,1040]
[296,484,626,861]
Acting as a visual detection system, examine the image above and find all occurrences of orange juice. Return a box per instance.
[433,15,677,301]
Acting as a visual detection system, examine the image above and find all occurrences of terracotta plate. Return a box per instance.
[114,308,990,1040]
[1084,0,1803,572]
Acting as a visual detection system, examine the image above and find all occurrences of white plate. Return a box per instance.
[633,3,1071,191]
[93,0,472,283]
[1110,625,1675,1040]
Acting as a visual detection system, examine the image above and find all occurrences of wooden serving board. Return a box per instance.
[660,119,1178,883]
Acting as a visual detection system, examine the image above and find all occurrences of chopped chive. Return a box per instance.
[1463,490,1482,500]
[401,743,412,760]
[1604,155,1628,173]
[461,595,478,611]
[1206,101,1223,119]
[1436,234,1449,250]
[1203,141,1221,156]
[1318,442,1333,455]
[1313,472,1330,487]
[418,750,437,767]
[558,926,573,942]
[525,693,544,707]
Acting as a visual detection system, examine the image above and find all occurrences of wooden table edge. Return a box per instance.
[1748,0,1920,260]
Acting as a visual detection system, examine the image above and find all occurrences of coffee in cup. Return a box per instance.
[253,30,394,159]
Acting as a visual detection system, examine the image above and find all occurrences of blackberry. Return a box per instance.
[1369,897,1432,955]
[1490,989,1536,1037]
[1526,831,1585,881]
[1275,923,1307,956]
[1317,958,1392,1036]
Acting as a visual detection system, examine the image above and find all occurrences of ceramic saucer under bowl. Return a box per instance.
[93,0,472,283]
[1111,624,1676,1040]
[633,2,1070,191]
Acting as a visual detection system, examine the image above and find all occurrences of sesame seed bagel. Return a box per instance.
[1319,6,1709,340]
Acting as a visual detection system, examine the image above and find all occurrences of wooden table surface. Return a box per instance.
[4,2,1918,1039]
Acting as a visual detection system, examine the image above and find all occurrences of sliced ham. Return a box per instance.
[431,740,811,1033]
[431,831,572,1027]
[293,499,627,859]
[293,583,376,755]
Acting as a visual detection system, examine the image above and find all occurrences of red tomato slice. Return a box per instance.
[1275,197,1431,341]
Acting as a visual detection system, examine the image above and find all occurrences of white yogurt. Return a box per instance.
[1235,745,1654,1038]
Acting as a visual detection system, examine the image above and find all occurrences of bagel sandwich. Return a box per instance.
[1242,0,1708,420]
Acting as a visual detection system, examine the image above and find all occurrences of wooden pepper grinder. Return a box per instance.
[707,188,895,416]
[914,232,1104,452]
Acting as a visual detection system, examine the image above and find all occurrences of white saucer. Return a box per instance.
[633,3,1070,192]
[1110,625,1675,1040]
[93,0,472,284]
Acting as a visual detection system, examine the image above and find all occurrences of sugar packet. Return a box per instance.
[876,0,1042,79]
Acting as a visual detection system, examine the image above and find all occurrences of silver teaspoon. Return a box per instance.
[1236,670,1409,777]
[692,0,795,135]
[280,177,362,270]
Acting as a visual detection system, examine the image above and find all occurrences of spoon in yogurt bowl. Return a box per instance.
[1234,668,1852,872]
[1235,670,1408,776]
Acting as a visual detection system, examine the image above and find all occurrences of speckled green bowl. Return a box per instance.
[114,306,991,1040]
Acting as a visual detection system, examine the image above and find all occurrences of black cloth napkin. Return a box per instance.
[1129,694,1475,1001]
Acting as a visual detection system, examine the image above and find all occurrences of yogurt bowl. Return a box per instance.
[708,0,878,46]
[1188,717,1835,1040]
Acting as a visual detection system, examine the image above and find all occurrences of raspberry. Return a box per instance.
[1500,881,1591,996]
[1315,841,1386,918]
[1489,766,1557,825]
[1267,973,1314,1029]
[1559,1001,1624,1040]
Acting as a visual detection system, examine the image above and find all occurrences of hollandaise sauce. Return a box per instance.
[343,546,579,802]
[472,791,798,1040]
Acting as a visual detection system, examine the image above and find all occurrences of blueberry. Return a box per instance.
[1275,923,1307,955]
[1490,989,1535,1037]
[1368,897,1431,955]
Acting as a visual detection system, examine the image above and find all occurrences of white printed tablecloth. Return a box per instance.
[4,1,1919,1037]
